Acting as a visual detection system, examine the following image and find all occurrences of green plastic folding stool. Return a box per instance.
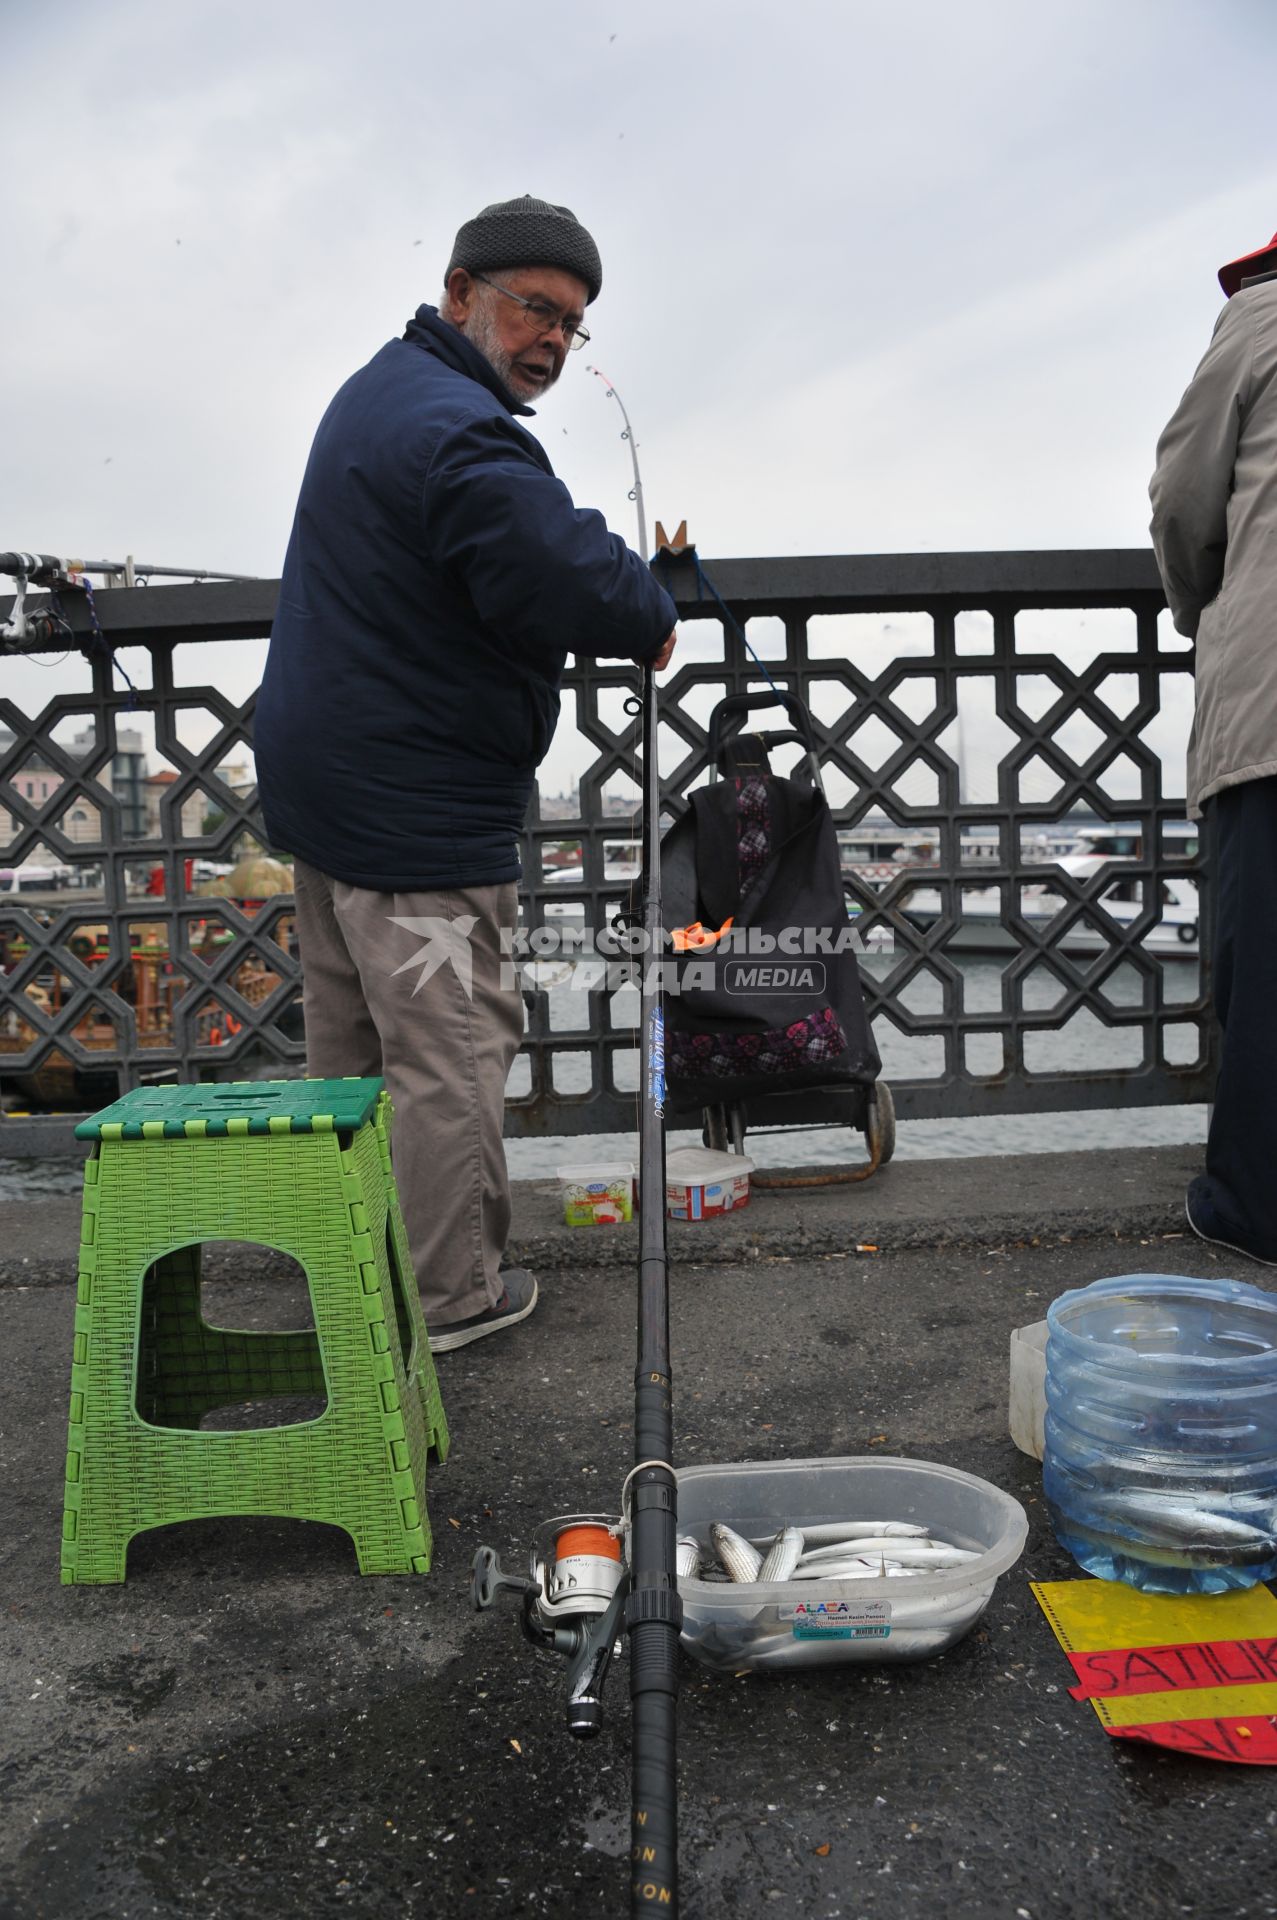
[61,1077,449,1583]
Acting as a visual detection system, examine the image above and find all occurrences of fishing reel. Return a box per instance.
[0,552,78,650]
[472,1513,631,1739]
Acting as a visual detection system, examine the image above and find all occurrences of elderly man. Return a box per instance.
[1150,225,1277,1266]
[255,195,677,1348]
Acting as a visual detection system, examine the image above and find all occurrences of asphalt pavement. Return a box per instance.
[2,1143,1275,1920]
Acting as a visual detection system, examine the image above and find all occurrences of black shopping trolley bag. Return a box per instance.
[657,692,880,1111]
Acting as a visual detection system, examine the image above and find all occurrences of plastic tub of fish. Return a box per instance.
[675,1455,1028,1671]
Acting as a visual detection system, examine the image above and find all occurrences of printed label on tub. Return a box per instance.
[558,1167,635,1227]
[782,1597,892,1640]
[664,1152,753,1221]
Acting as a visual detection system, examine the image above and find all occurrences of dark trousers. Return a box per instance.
[1200,775,1277,1248]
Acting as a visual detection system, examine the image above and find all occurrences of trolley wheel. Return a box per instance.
[865,1080,896,1165]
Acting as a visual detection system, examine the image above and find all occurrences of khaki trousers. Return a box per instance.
[291,860,524,1329]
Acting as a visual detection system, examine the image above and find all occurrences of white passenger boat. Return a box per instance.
[891,874,1199,956]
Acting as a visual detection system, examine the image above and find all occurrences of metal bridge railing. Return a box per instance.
[0,551,1210,1154]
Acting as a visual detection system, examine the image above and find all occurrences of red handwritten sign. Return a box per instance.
[1112,1715,1277,1765]
[1034,1579,1277,1766]
[1068,1638,1277,1701]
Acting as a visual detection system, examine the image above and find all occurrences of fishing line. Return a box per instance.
[667,549,790,706]
[20,589,74,666]
[79,578,139,710]
[614,1457,678,1544]
[584,363,654,1152]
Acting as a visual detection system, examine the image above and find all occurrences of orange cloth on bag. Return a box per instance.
[670,917,735,952]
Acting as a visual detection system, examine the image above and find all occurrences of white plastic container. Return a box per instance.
[665,1147,754,1221]
[556,1163,636,1227]
[676,1455,1028,1670]
[1008,1320,1048,1460]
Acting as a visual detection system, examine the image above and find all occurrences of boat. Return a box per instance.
[0,861,301,1110]
[537,841,642,921]
[0,859,78,893]
[892,874,1199,956]
[836,816,1201,955]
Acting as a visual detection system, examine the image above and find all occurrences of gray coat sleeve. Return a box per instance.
[1149,299,1256,637]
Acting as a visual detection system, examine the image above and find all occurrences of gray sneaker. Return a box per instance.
[428,1268,539,1353]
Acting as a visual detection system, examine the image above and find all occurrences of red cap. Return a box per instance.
[1218,228,1277,298]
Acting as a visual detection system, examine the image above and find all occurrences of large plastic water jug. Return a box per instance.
[1043,1273,1277,1594]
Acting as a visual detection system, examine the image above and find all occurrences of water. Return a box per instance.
[1046,1506,1277,1596]
[0,954,1209,1194]
[504,950,1207,1178]
[1043,1274,1277,1594]
[0,1155,87,1199]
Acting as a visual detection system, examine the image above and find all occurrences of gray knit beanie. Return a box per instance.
[445,194,603,304]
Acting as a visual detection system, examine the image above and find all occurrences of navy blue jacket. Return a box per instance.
[255,306,676,890]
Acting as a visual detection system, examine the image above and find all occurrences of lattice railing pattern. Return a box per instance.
[0,554,1211,1143]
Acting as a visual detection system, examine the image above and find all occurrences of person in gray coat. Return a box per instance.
[1150,224,1277,1263]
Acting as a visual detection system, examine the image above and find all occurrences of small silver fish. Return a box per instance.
[790,1554,905,1580]
[799,1521,930,1546]
[1088,1494,1277,1566]
[798,1536,953,1564]
[710,1521,763,1583]
[815,1543,980,1570]
[758,1527,804,1582]
[676,1535,704,1579]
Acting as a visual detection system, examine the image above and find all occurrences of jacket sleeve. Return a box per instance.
[420,410,677,662]
[1149,299,1256,638]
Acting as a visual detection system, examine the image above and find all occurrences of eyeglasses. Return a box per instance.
[473,273,591,350]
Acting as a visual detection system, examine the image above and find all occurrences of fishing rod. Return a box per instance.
[586,367,648,561]
[471,363,680,1909]
[0,549,260,650]
[0,551,260,585]
[626,658,680,1911]
[471,663,680,1910]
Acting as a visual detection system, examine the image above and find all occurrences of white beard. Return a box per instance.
[463,294,556,404]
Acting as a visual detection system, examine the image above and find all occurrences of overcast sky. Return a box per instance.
[4,0,1276,799]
